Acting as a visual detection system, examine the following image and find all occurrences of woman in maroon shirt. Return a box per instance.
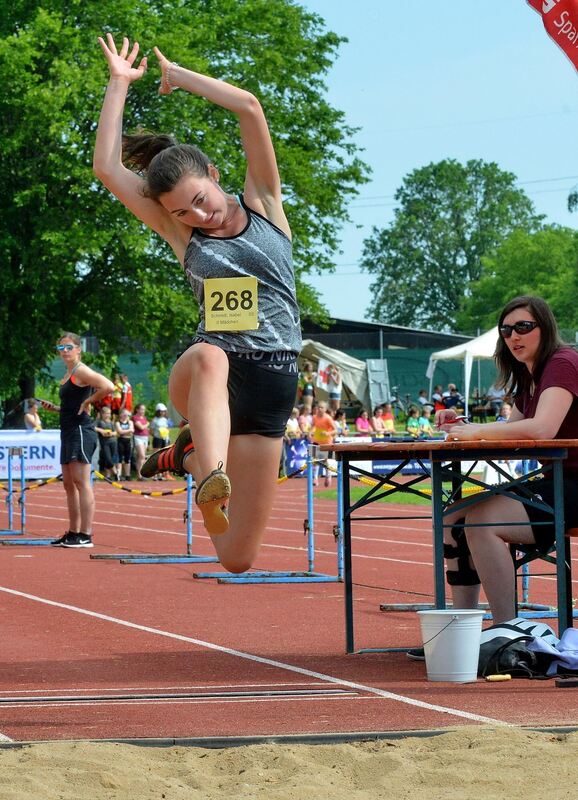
[438,295,578,624]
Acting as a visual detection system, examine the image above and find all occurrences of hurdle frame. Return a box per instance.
[91,474,219,565]
[193,445,343,584]
[0,448,26,536]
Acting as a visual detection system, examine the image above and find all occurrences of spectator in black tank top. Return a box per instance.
[435,296,578,625]
[115,408,134,480]
[41,332,114,549]
[94,35,302,573]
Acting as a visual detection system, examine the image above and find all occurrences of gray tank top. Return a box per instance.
[183,195,302,354]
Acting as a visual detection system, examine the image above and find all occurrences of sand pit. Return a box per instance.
[1,726,577,799]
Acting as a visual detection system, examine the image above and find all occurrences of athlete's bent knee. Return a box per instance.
[219,556,254,574]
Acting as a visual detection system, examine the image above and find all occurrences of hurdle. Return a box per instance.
[193,444,343,584]
[0,449,63,545]
[1,464,90,547]
[0,448,25,536]
[91,474,219,565]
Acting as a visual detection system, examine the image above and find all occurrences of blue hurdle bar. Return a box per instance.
[1,449,26,537]
[3,469,92,546]
[194,445,343,584]
[93,475,218,565]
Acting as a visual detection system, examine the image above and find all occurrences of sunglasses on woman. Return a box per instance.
[499,321,539,339]
[55,343,76,351]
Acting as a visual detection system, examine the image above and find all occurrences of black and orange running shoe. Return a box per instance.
[141,424,195,478]
[195,462,231,536]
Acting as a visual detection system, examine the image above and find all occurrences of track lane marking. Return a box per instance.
[9,514,577,580]
[0,586,507,727]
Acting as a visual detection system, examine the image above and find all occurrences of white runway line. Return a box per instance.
[0,586,507,727]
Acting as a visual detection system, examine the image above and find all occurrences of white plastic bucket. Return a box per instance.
[417,609,485,682]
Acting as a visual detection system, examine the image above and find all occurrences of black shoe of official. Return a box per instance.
[60,532,93,549]
[406,647,425,661]
[51,531,74,546]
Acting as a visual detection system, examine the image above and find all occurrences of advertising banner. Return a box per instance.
[527,0,578,70]
[0,430,61,479]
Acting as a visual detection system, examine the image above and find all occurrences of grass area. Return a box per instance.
[316,484,432,505]
[316,480,485,506]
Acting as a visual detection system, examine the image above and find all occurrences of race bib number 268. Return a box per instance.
[204,276,259,332]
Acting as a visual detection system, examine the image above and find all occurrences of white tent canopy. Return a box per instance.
[425,327,499,414]
[299,339,371,410]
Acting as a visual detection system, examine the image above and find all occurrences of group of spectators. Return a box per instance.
[285,380,513,449]
[94,401,175,481]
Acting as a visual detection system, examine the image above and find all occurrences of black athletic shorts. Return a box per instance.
[60,424,98,465]
[226,353,298,438]
[508,474,578,552]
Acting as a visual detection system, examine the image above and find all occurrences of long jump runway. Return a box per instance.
[0,479,576,743]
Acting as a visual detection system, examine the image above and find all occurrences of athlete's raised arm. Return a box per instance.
[93,34,182,244]
[153,47,289,237]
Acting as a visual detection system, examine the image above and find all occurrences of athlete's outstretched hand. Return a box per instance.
[152,46,175,95]
[97,33,147,84]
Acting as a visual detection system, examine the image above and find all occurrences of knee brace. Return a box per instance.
[443,519,481,586]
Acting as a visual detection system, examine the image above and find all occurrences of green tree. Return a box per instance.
[361,159,541,331]
[0,0,369,409]
[456,226,578,337]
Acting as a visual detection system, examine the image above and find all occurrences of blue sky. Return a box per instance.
[299,1,578,323]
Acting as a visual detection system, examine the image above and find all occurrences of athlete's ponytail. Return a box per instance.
[122,132,177,171]
[122,131,212,199]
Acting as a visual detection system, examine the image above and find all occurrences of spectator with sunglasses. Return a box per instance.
[41,333,114,548]
[435,295,578,624]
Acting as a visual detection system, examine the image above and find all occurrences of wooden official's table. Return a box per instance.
[326,438,577,653]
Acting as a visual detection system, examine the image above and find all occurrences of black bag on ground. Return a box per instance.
[477,618,559,679]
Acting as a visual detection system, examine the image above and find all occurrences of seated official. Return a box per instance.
[437,295,578,625]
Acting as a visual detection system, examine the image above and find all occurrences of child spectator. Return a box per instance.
[355,409,373,435]
[496,402,512,422]
[298,361,317,412]
[418,407,434,437]
[406,407,420,437]
[284,407,302,442]
[310,402,338,487]
[132,403,150,480]
[382,403,395,435]
[95,406,120,480]
[327,363,342,413]
[371,405,386,435]
[24,399,42,431]
[111,373,124,417]
[333,408,350,437]
[120,373,133,412]
[298,404,313,436]
[115,407,134,480]
[150,403,174,480]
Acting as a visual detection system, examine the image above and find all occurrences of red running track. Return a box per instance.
[0,478,576,743]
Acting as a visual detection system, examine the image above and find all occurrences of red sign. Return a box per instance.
[527,0,578,70]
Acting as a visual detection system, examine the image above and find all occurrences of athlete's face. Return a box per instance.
[159,169,227,229]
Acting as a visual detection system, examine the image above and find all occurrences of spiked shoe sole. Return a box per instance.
[195,469,231,536]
